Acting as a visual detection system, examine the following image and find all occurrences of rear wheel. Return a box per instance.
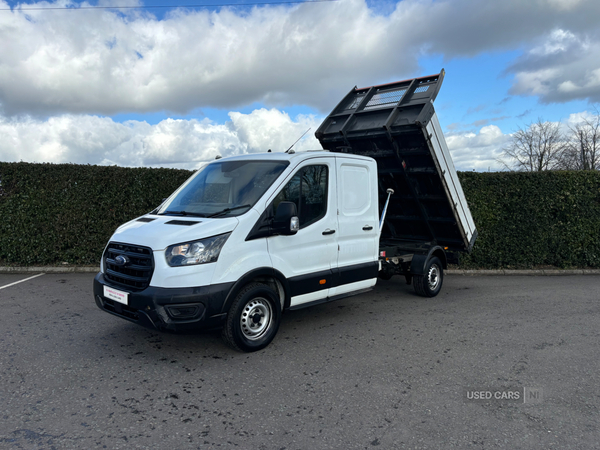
[413,257,443,297]
[222,282,281,352]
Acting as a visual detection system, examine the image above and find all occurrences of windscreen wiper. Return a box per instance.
[207,204,252,218]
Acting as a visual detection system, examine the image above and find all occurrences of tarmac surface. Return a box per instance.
[1,272,599,449]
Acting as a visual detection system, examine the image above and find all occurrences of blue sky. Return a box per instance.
[1,0,599,170]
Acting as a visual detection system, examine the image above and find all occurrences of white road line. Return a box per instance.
[0,273,45,290]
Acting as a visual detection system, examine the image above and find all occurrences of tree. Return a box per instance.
[559,106,600,170]
[500,119,564,171]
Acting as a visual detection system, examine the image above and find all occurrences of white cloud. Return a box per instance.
[0,109,323,168]
[544,0,585,11]
[529,29,580,56]
[508,27,600,103]
[511,67,563,98]
[0,0,402,115]
[446,125,510,171]
[230,108,320,153]
[6,107,597,174]
[1,0,600,116]
[565,109,598,126]
[0,104,510,172]
[1,0,600,169]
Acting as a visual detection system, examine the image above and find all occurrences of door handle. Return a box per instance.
[322,229,336,235]
[362,225,373,231]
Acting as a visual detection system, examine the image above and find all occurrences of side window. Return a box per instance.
[339,164,370,216]
[274,165,328,229]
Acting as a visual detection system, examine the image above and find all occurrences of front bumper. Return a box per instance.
[93,273,234,332]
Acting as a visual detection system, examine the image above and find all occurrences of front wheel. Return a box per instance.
[413,257,443,297]
[222,282,281,352]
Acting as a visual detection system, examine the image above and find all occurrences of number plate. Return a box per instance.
[103,286,129,305]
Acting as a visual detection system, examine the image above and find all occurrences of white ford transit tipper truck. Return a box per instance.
[93,70,477,352]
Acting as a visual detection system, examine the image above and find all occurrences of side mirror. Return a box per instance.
[273,201,299,235]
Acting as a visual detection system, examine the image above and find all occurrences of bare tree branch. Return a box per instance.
[559,105,600,170]
[498,119,564,171]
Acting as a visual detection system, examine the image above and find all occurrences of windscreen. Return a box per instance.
[157,160,289,218]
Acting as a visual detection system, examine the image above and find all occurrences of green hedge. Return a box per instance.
[0,162,192,266]
[458,171,600,268]
[1,163,599,268]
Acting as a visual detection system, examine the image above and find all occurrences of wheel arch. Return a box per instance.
[220,267,290,315]
[410,245,447,275]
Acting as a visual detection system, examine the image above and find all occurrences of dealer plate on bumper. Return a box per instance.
[103,286,129,305]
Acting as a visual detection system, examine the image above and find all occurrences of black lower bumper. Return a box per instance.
[93,273,234,332]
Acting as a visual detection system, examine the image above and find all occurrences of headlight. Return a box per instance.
[165,233,231,267]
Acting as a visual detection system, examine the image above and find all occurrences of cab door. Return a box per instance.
[330,156,379,297]
[266,157,338,307]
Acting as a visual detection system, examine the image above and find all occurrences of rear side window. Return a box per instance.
[339,163,371,216]
[274,165,328,228]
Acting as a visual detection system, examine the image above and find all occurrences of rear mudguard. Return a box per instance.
[410,246,447,276]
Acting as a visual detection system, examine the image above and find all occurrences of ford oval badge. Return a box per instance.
[114,255,130,266]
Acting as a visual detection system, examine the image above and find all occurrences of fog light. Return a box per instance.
[164,304,203,320]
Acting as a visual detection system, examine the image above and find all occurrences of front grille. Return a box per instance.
[104,242,154,291]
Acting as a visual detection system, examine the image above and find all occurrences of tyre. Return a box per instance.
[413,257,443,297]
[222,282,281,352]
